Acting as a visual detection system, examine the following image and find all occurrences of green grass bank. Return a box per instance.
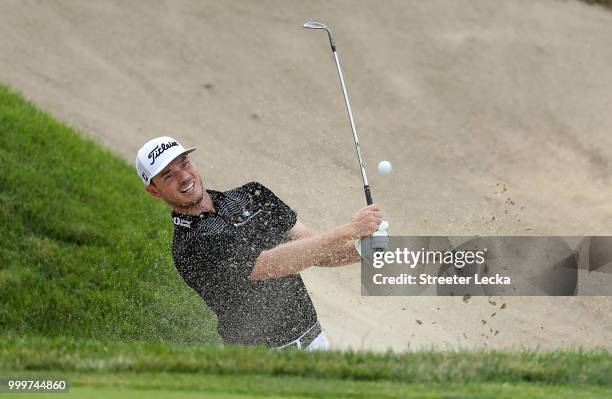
[2,336,611,386]
[0,85,219,344]
[1,336,611,398]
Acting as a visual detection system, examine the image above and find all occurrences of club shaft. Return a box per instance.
[331,51,373,205]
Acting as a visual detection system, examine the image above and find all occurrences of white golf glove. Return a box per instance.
[355,220,389,259]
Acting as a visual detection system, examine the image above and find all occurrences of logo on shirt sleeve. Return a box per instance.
[173,216,192,228]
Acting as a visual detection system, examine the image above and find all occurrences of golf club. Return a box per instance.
[303,21,389,252]
[302,21,373,206]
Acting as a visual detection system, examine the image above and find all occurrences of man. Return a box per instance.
[136,136,384,350]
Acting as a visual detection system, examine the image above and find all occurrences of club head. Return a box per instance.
[302,21,336,50]
[302,21,328,30]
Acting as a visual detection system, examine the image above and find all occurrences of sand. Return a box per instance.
[1,0,611,351]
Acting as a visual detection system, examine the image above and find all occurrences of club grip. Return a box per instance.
[364,185,373,205]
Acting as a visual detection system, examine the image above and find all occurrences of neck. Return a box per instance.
[174,190,215,216]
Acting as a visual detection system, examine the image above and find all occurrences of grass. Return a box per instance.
[0,85,219,344]
[1,335,611,386]
[6,373,612,399]
[1,336,611,398]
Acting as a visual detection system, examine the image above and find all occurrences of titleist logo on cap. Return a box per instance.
[148,141,178,165]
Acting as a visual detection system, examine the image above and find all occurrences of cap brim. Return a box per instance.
[148,147,197,185]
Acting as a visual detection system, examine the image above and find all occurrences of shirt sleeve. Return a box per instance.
[245,181,297,233]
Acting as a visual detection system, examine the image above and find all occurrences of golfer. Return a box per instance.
[136,136,384,350]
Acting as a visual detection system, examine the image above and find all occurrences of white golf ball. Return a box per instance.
[378,160,392,175]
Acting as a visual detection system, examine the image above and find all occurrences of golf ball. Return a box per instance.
[378,160,392,175]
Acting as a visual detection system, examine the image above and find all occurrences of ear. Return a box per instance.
[145,183,162,198]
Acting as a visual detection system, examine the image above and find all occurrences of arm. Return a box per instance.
[250,204,383,281]
[249,223,355,281]
[286,220,361,268]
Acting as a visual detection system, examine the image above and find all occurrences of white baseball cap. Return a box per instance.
[135,136,196,185]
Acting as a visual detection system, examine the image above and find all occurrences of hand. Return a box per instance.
[347,204,384,240]
[371,225,390,252]
[355,220,390,259]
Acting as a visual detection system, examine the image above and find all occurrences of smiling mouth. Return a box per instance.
[180,181,195,194]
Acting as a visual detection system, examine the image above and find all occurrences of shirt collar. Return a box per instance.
[171,189,224,227]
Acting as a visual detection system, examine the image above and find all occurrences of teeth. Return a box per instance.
[181,182,194,193]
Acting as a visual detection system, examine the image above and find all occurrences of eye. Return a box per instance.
[164,173,173,180]
[182,159,190,167]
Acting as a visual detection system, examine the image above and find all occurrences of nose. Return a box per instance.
[177,168,191,184]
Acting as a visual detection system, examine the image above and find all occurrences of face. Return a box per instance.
[146,154,205,211]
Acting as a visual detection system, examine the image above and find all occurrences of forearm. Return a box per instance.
[250,224,354,280]
[315,240,361,267]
